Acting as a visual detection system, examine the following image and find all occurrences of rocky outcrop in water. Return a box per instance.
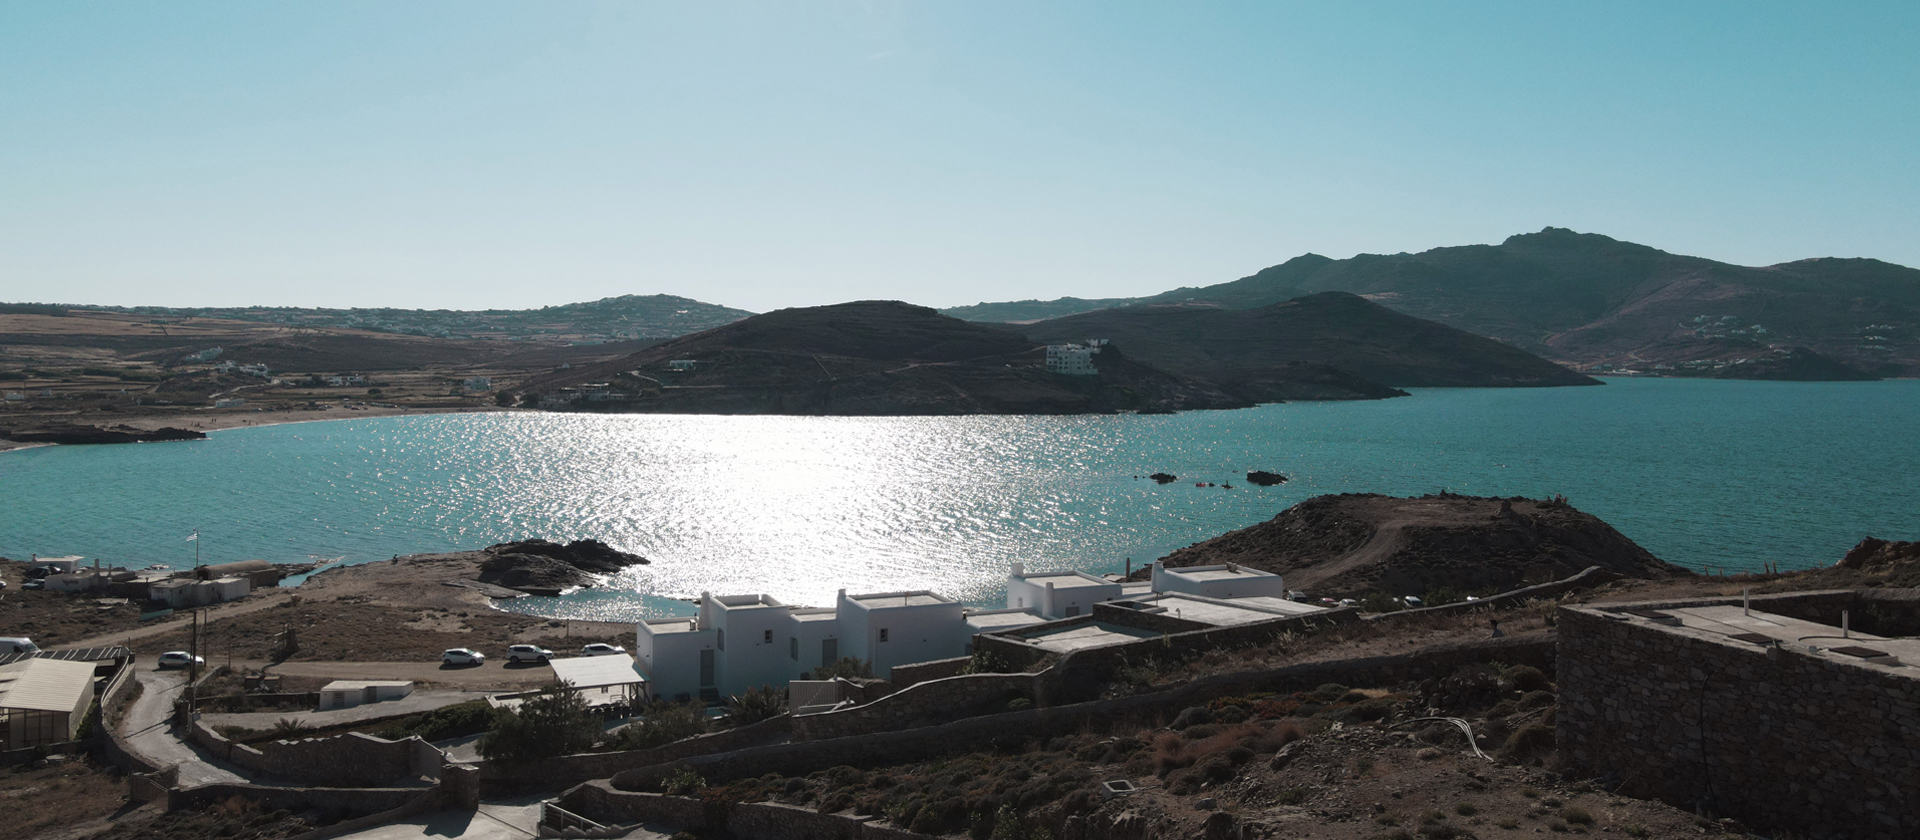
[475,539,650,594]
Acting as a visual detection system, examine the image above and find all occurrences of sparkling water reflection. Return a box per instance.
[0,378,1914,621]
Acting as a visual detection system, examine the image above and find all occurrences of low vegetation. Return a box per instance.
[479,681,599,763]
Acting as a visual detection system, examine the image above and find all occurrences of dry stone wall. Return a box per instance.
[562,781,925,840]
[1558,604,1920,840]
[478,713,791,795]
[792,671,1034,741]
[188,718,425,787]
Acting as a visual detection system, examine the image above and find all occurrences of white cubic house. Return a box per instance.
[1150,561,1287,600]
[635,560,1298,706]
[1005,564,1124,619]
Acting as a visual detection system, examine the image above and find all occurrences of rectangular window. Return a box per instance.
[1065,605,1080,617]
[879,628,889,643]
[764,629,773,644]
[717,629,725,651]
[790,637,799,661]
[822,638,837,664]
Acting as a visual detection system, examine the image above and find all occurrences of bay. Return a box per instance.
[1,377,1914,621]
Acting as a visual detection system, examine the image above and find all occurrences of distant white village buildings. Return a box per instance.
[1045,342,1100,376]
[633,560,1301,704]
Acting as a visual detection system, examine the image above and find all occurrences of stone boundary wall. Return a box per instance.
[94,661,166,775]
[1558,603,1920,840]
[792,672,1034,741]
[166,782,426,819]
[282,789,446,840]
[188,717,423,786]
[1365,565,1619,624]
[612,636,1553,791]
[478,713,791,795]
[562,781,924,840]
[888,656,970,689]
[1035,607,1361,705]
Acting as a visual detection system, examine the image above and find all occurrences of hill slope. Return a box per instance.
[1156,493,1690,599]
[517,300,1361,415]
[948,228,1920,378]
[1021,292,1599,391]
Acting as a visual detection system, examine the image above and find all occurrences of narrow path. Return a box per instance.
[65,589,297,649]
[121,667,247,788]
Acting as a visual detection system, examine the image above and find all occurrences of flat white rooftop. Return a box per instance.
[848,591,953,608]
[319,680,412,691]
[712,594,785,609]
[1613,604,1920,674]
[790,608,840,623]
[1021,622,1162,654]
[966,609,1048,633]
[640,616,705,634]
[1012,570,1116,589]
[549,655,646,690]
[1168,565,1279,581]
[1124,592,1315,626]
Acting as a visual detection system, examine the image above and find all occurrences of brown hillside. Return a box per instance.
[1156,493,1689,599]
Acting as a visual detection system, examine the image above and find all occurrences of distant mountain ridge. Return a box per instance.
[1021,292,1599,392]
[945,228,1920,378]
[520,292,1597,416]
[19,293,755,342]
[517,300,1278,415]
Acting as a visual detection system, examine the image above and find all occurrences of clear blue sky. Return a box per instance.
[3,2,1915,313]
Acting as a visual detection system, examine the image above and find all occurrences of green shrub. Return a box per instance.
[1560,806,1592,825]
[478,681,599,763]
[727,685,786,726]
[663,768,706,795]
[1454,801,1478,816]
[804,657,873,680]
[1277,787,1310,805]
[612,701,710,750]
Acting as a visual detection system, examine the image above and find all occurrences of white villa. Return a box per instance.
[633,560,1295,705]
[1044,344,1098,376]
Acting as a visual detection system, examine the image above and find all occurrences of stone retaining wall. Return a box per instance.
[792,672,1034,741]
[613,636,1553,792]
[95,662,166,775]
[478,713,791,795]
[166,782,426,820]
[1558,603,1920,840]
[188,718,425,786]
[1365,565,1619,624]
[561,781,924,840]
[888,656,970,689]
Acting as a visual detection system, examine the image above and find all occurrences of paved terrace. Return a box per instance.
[1017,621,1163,654]
[1614,603,1920,671]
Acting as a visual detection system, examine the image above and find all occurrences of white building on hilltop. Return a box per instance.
[1045,344,1098,376]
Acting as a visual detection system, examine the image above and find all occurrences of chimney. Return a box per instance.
[1010,561,1024,577]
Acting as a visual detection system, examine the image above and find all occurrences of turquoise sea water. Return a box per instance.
[2,378,1915,621]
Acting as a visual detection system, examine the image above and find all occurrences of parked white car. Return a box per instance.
[506,644,554,664]
[442,648,485,666]
[157,650,204,669]
[579,643,627,657]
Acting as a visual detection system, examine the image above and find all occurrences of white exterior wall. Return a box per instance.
[1005,565,1122,619]
[1045,345,1098,376]
[789,610,843,676]
[211,577,250,603]
[1151,562,1288,600]
[636,618,718,703]
[838,592,967,677]
[702,594,798,697]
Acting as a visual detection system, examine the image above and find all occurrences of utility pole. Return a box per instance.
[188,608,200,713]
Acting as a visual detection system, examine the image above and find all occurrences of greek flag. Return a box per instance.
[185,532,198,542]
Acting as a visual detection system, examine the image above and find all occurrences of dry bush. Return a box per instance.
[1154,720,1302,776]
